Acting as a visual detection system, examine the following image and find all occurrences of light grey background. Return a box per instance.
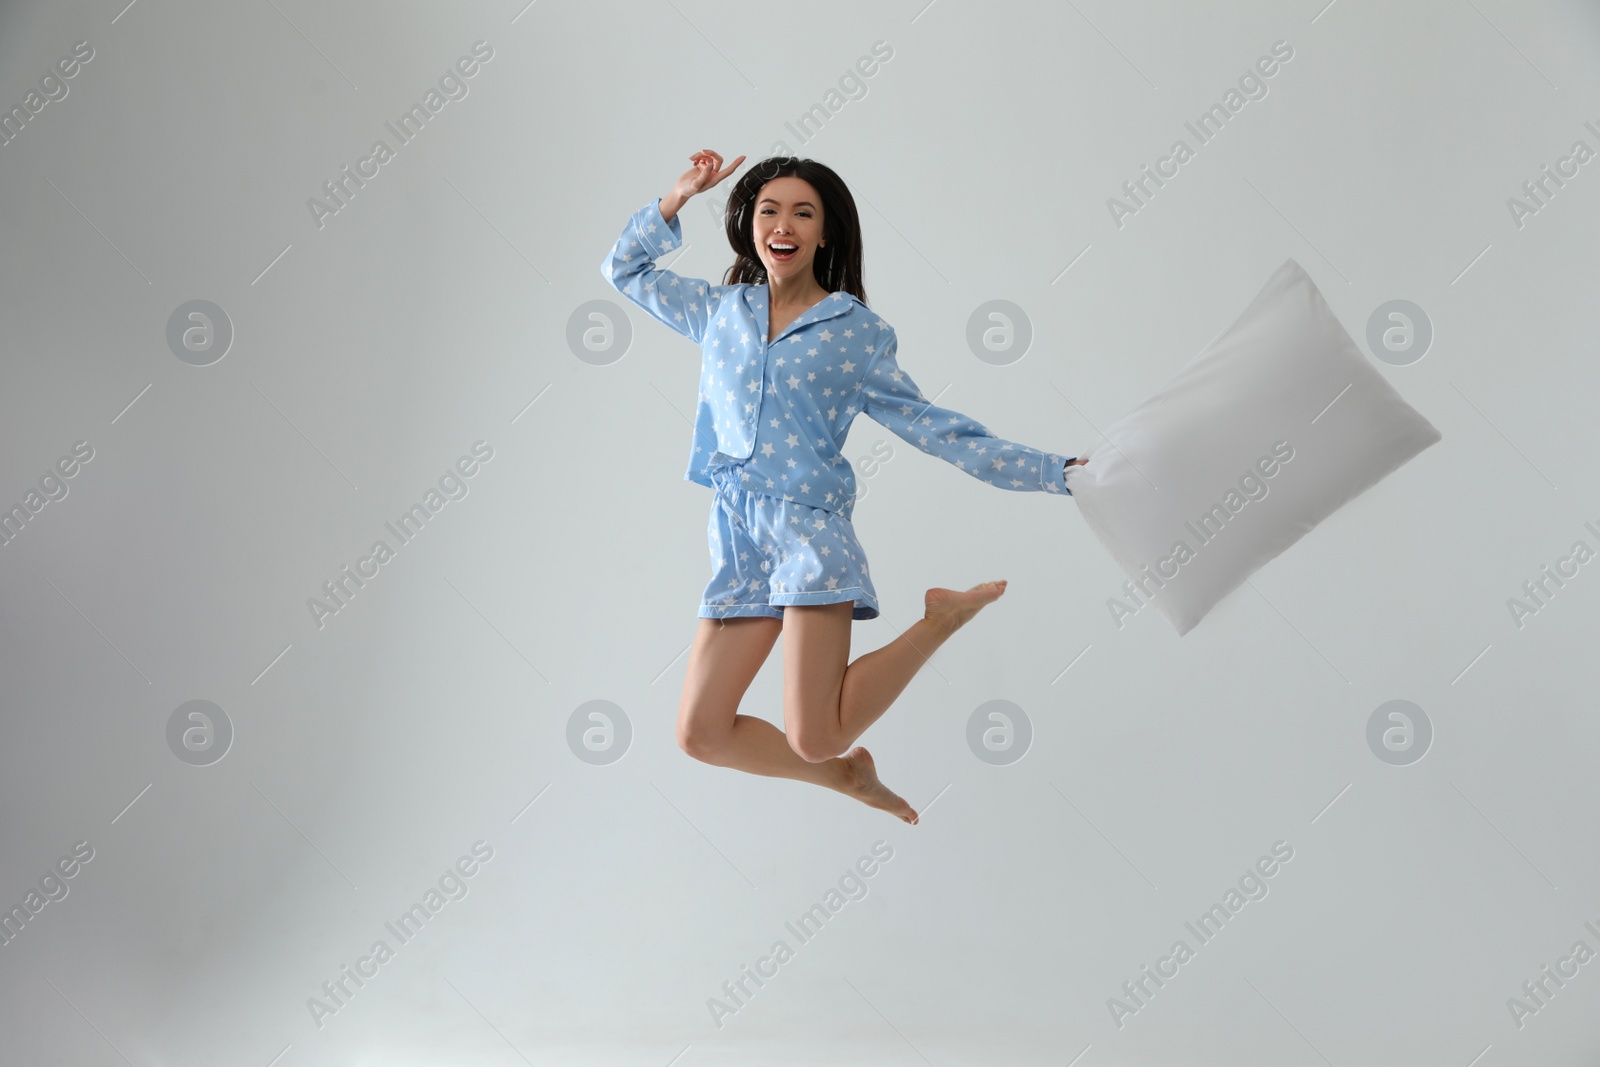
[2,0,1598,1063]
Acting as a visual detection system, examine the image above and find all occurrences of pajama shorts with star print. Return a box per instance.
[698,465,881,622]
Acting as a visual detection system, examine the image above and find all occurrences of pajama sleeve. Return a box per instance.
[600,198,725,345]
[861,328,1072,495]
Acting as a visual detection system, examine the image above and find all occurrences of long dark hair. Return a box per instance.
[720,157,868,307]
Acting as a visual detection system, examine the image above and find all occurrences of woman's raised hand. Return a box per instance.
[673,149,746,200]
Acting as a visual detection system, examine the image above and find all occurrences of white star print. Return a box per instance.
[604,204,1071,515]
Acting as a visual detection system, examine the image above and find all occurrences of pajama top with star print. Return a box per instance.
[601,197,1073,515]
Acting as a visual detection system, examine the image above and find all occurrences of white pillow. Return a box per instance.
[1064,258,1441,636]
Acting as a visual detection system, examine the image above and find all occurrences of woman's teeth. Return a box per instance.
[769,243,797,261]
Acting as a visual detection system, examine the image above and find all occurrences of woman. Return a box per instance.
[601,150,1085,824]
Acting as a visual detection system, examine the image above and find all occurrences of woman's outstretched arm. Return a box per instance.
[860,326,1077,495]
[599,199,725,344]
[598,150,746,345]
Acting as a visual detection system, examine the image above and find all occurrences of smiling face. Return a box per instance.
[752,176,826,290]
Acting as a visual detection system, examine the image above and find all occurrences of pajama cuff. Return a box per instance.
[640,198,681,260]
[1044,454,1070,495]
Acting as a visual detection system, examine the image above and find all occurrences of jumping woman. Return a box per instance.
[601,150,1085,824]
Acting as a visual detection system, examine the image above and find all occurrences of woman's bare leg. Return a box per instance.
[677,616,825,784]
[785,581,1010,762]
[677,617,918,822]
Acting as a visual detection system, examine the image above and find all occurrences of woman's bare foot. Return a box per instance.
[923,580,1008,636]
[835,747,918,824]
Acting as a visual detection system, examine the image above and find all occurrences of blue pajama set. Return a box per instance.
[602,198,1075,622]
